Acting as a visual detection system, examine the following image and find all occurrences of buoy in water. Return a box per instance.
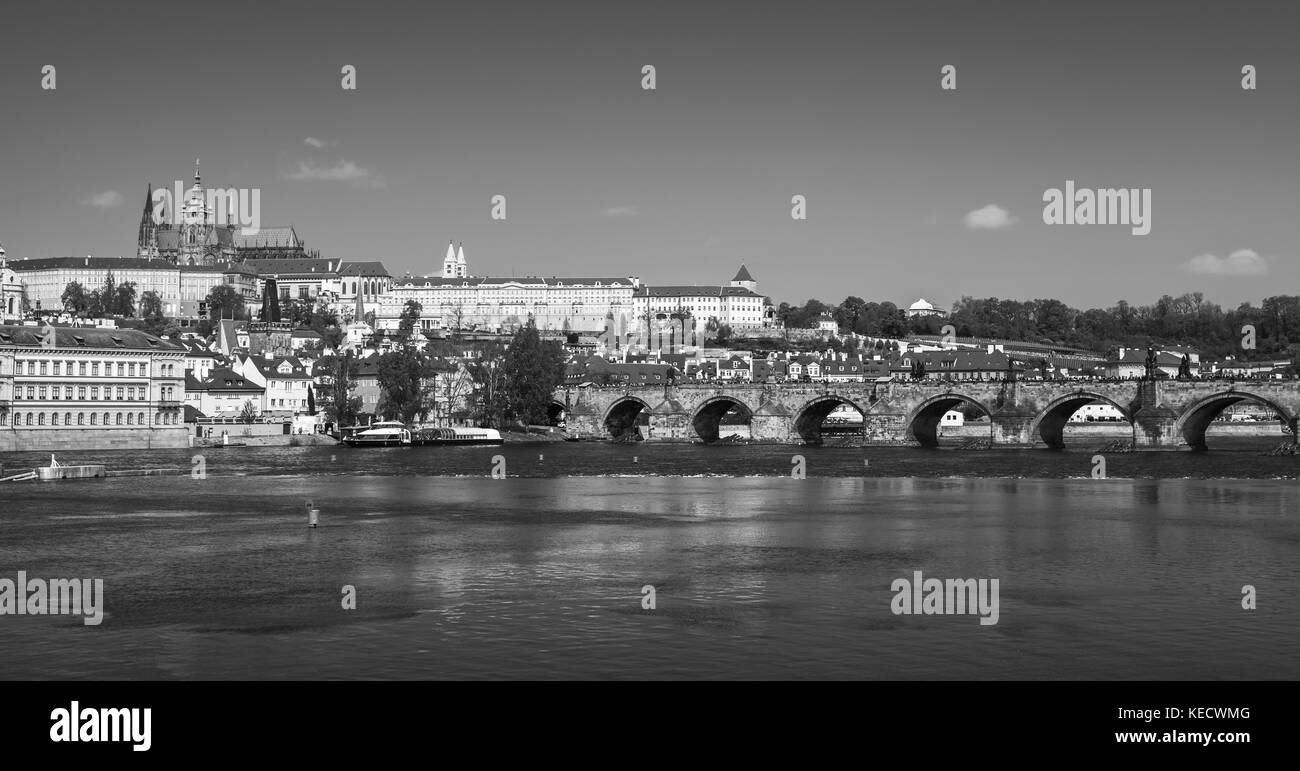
[306,500,319,528]
[633,456,638,463]
[538,454,544,462]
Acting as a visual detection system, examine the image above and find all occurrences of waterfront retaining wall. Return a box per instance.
[0,427,191,453]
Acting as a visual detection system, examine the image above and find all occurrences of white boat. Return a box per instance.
[411,426,504,446]
[341,421,411,447]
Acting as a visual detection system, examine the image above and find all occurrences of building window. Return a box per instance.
[103,412,110,425]
[91,362,99,376]
[26,414,33,426]
[116,387,124,400]
[39,361,47,375]
[64,412,71,425]
[39,386,47,399]
[128,363,136,377]
[117,363,124,376]
[38,413,45,425]
[116,413,123,425]
[53,361,61,376]
[51,412,59,426]
[90,413,97,425]
[78,386,86,399]
[79,362,86,376]
[138,412,145,425]
[65,386,72,399]
[78,413,85,426]
[126,413,133,425]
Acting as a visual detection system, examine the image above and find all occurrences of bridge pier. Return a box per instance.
[990,408,1038,447]
[646,398,692,441]
[863,413,913,444]
[752,402,795,443]
[1131,408,1181,448]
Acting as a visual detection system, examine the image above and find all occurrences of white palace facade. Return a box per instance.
[377,246,774,335]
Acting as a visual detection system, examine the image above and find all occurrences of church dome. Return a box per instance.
[909,298,935,311]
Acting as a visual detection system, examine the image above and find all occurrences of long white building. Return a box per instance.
[632,265,775,330]
[377,244,639,334]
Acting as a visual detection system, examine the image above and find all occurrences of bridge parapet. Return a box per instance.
[554,379,1300,449]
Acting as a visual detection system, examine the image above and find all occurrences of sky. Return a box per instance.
[0,0,1297,312]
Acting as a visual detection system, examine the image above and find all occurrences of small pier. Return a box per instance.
[0,455,183,483]
[37,464,106,480]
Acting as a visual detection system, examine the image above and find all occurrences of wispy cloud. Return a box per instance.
[284,160,383,188]
[82,190,123,208]
[602,206,641,217]
[304,137,335,149]
[964,204,1017,230]
[1183,249,1268,277]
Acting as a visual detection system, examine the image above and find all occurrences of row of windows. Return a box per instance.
[12,384,171,401]
[2,411,179,426]
[14,360,180,378]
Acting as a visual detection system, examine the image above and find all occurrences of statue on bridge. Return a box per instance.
[1144,347,1159,379]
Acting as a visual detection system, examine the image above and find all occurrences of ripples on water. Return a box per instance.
[1,440,1297,679]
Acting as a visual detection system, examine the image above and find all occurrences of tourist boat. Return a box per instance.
[341,422,504,447]
[341,421,412,447]
[411,427,504,446]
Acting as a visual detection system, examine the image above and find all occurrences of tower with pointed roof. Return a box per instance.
[442,241,468,278]
[730,264,757,293]
[442,241,457,278]
[137,184,159,259]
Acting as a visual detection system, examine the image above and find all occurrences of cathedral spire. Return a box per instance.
[194,158,201,186]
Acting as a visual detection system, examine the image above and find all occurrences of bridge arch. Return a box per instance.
[547,400,567,426]
[905,393,993,447]
[1176,390,1294,450]
[603,396,652,441]
[793,394,868,445]
[1030,392,1134,449]
[691,395,755,443]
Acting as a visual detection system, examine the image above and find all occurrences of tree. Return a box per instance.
[139,290,165,334]
[500,320,566,428]
[115,281,138,317]
[398,300,423,341]
[376,346,431,424]
[101,271,118,315]
[237,400,259,424]
[317,352,363,428]
[205,284,246,321]
[61,282,90,316]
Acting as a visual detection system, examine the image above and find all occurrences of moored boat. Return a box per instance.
[341,421,412,447]
[411,427,504,446]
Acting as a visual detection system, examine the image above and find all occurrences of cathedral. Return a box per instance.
[137,160,309,265]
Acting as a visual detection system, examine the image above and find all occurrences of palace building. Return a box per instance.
[378,243,638,334]
[7,255,258,318]
[632,265,776,331]
[0,322,189,451]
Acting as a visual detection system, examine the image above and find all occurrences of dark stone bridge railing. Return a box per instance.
[552,379,1300,449]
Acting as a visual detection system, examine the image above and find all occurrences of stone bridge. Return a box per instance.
[552,379,1300,449]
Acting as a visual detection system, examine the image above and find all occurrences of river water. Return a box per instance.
[1,437,1297,679]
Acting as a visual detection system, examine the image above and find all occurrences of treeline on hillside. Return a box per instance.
[775,293,1300,359]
